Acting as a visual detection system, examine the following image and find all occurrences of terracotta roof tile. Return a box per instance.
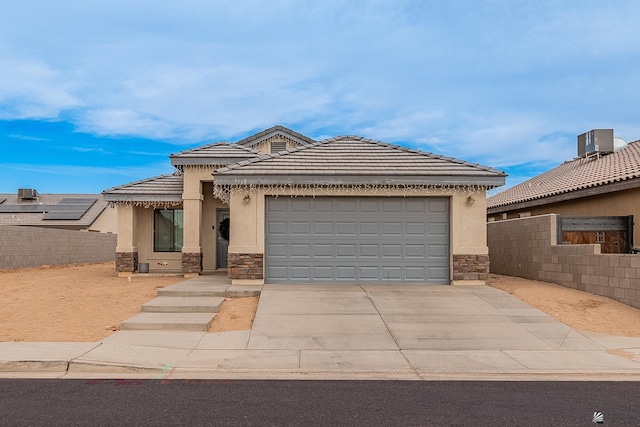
[487,140,640,209]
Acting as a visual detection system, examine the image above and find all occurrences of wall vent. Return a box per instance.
[18,188,37,200]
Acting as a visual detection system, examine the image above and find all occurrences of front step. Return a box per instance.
[120,313,216,332]
[141,296,225,313]
[157,284,227,298]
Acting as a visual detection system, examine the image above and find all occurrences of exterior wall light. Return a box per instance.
[466,195,475,206]
[243,194,251,204]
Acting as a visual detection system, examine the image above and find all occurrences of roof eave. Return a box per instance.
[214,174,506,187]
[102,194,183,203]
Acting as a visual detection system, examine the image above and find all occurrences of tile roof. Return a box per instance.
[215,136,506,187]
[102,173,183,202]
[0,193,108,228]
[487,140,640,210]
[170,142,264,167]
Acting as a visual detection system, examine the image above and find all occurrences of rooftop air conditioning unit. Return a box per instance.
[577,129,614,157]
[18,188,37,200]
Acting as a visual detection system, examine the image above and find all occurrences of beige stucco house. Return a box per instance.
[103,126,505,284]
[487,136,640,247]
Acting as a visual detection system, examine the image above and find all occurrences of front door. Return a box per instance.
[216,209,230,269]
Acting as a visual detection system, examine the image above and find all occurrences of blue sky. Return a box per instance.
[1,1,639,194]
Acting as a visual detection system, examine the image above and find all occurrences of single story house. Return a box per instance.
[103,126,506,285]
[0,190,116,233]
[487,132,640,247]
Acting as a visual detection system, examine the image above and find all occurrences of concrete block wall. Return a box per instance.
[0,226,116,269]
[487,214,640,309]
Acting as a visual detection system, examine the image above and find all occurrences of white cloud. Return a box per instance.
[0,55,81,119]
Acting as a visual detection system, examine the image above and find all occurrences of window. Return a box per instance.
[154,209,183,252]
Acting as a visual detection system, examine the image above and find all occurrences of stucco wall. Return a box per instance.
[487,214,640,309]
[0,225,116,269]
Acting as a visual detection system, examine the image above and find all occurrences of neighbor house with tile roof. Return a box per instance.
[104,126,506,284]
[487,135,640,246]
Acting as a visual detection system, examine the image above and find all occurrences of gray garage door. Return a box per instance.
[265,196,449,284]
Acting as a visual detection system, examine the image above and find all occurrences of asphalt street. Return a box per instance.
[1,379,639,426]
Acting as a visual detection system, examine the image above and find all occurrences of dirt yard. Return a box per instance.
[1,262,640,342]
[0,262,258,342]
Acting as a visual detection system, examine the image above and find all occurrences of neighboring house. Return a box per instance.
[0,190,116,233]
[487,131,640,248]
[103,126,506,284]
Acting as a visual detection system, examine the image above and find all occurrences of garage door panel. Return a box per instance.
[337,244,356,257]
[265,197,449,284]
[405,267,426,280]
[429,223,448,236]
[290,244,310,257]
[428,244,448,257]
[290,222,311,235]
[382,222,402,235]
[428,267,448,280]
[313,244,333,257]
[360,244,379,257]
[312,266,334,280]
[359,266,380,280]
[359,222,379,235]
[336,222,357,235]
[337,199,356,212]
[382,199,402,212]
[313,222,333,235]
[266,265,288,280]
[290,266,310,279]
[405,222,426,235]
[336,266,356,280]
[267,243,288,257]
[382,244,402,257]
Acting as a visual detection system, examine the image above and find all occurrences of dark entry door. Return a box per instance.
[216,209,230,268]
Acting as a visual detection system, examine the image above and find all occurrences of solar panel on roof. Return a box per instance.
[42,211,86,220]
[0,205,46,213]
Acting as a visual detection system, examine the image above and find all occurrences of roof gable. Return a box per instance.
[235,125,316,149]
[214,136,506,187]
[487,140,640,210]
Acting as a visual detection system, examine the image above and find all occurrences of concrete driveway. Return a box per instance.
[4,282,640,379]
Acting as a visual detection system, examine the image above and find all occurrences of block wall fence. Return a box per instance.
[0,225,116,269]
[487,214,640,309]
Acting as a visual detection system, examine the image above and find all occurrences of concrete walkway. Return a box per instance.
[3,282,640,380]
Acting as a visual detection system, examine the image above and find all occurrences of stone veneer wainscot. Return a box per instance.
[228,253,264,280]
[452,254,490,281]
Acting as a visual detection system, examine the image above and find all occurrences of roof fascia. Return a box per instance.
[214,174,506,187]
[487,177,640,214]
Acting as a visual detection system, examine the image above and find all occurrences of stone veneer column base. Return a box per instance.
[452,254,490,281]
[116,251,138,274]
[182,252,203,275]
[228,253,264,280]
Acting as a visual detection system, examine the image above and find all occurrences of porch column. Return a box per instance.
[115,205,138,276]
[182,190,203,276]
